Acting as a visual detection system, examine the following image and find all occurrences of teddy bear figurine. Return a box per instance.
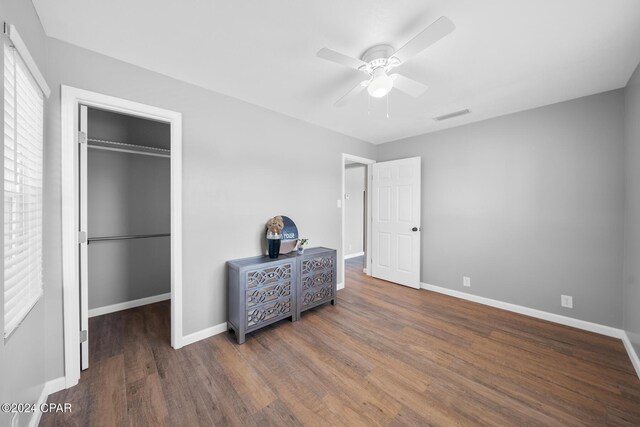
[266,216,284,236]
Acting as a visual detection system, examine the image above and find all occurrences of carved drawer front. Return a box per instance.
[246,262,293,289]
[247,298,292,328]
[301,270,333,307]
[246,281,291,308]
[301,256,334,276]
[302,270,333,289]
[301,284,333,307]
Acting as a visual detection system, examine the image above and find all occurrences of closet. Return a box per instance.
[80,106,171,369]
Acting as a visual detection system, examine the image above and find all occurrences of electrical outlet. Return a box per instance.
[463,276,471,287]
[561,295,573,308]
[337,199,342,208]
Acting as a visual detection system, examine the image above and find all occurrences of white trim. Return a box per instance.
[343,154,377,165]
[45,377,67,395]
[337,282,345,290]
[28,383,48,427]
[420,283,624,338]
[3,23,50,97]
[170,109,184,350]
[61,86,183,390]
[88,293,171,318]
[341,154,375,291]
[181,322,228,347]
[61,87,79,388]
[27,377,66,427]
[344,251,365,260]
[622,332,640,379]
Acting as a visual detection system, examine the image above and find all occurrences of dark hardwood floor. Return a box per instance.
[42,256,640,426]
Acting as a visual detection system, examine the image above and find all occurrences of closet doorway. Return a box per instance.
[79,106,171,370]
[61,87,183,387]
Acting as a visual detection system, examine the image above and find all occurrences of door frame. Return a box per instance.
[340,154,375,289]
[60,85,183,388]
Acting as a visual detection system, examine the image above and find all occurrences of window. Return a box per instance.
[3,38,44,338]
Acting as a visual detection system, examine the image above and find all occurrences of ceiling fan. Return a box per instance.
[316,16,455,107]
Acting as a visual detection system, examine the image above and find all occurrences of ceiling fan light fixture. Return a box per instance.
[367,68,393,98]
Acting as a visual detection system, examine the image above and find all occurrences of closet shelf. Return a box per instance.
[87,138,170,158]
[88,233,170,243]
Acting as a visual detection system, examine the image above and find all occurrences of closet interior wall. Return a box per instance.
[87,108,171,312]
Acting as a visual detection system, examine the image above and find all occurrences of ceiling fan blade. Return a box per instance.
[317,48,367,70]
[392,16,455,64]
[391,74,428,97]
[335,80,368,107]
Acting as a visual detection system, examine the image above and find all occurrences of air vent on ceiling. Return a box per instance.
[433,108,471,121]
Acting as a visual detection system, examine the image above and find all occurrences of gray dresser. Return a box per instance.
[227,247,336,344]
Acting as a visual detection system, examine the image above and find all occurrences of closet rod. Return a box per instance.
[88,144,170,158]
[87,137,171,158]
[88,233,170,243]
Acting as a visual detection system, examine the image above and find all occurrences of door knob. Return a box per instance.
[412,227,419,232]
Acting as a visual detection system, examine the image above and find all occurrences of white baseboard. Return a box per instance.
[45,377,67,395]
[344,252,365,260]
[622,332,640,379]
[28,377,66,427]
[337,282,344,290]
[88,293,171,317]
[420,283,624,339]
[28,384,48,427]
[181,322,228,347]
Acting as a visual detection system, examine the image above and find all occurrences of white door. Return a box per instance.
[79,105,89,370]
[371,157,421,288]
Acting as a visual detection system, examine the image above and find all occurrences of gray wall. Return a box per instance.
[623,62,640,355]
[43,38,377,380]
[344,164,366,256]
[0,1,48,426]
[88,237,170,309]
[378,90,626,328]
[87,107,171,309]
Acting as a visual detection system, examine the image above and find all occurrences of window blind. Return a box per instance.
[3,39,44,338]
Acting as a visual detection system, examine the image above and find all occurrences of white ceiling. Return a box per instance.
[32,0,640,144]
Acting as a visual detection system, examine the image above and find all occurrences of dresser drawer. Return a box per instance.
[301,255,334,276]
[246,262,293,289]
[301,269,333,289]
[246,281,292,308]
[301,270,333,306]
[301,284,333,307]
[247,297,293,329]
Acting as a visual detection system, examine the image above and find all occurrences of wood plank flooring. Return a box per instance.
[42,256,640,426]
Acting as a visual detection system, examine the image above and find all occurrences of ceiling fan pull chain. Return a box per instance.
[386,94,390,119]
